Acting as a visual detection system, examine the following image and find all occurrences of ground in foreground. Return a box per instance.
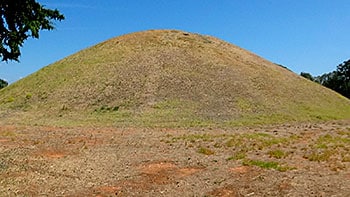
[1,120,350,196]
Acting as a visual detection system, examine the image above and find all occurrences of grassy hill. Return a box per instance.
[0,30,349,127]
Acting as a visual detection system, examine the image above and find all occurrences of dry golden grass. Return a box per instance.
[0,29,349,127]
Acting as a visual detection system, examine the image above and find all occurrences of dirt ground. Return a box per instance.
[1,120,350,196]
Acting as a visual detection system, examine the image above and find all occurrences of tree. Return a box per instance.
[336,59,350,98]
[0,0,64,61]
[300,72,314,81]
[310,59,350,99]
[0,78,8,89]
[315,71,341,92]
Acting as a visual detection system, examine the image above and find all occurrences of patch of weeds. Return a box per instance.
[315,143,328,149]
[152,100,182,109]
[213,142,222,148]
[336,129,350,136]
[173,134,215,143]
[0,160,8,171]
[341,154,350,162]
[328,161,346,171]
[303,149,334,162]
[0,131,16,137]
[94,105,120,113]
[198,35,212,44]
[244,132,271,139]
[198,146,215,155]
[61,104,68,111]
[6,97,14,103]
[243,159,278,169]
[236,98,253,111]
[243,133,289,147]
[225,137,242,147]
[306,133,350,163]
[226,133,290,151]
[243,159,293,172]
[25,93,32,99]
[268,149,287,159]
[316,134,350,147]
[226,152,246,161]
[39,91,48,100]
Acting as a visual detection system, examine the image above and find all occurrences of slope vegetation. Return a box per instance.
[0,30,349,127]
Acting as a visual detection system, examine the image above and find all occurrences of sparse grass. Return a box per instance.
[0,131,16,137]
[167,131,301,171]
[226,152,246,161]
[303,149,334,162]
[342,154,350,162]
[173,134,216,143]
[94,105,119,113]
[303,132,350,162]
[173,132,298,161]
[268,149,287,159]
[225,132,291,152]
[0,160,7,171]
[161,123,349,172]
[198,147,215,155]
[243,159,294,172]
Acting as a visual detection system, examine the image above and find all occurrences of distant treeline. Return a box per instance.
[301,59,350,99]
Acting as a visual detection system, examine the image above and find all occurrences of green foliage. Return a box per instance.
[0,79,8,89]
[315,71,341,92]
[311,59,350,98]
[0,0,64,61]
[336,59,350,98]
[302,59,350,98]
[300,72,314,81]
[25,93,32,99]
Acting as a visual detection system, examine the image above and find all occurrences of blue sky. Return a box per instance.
[1,0,349,83]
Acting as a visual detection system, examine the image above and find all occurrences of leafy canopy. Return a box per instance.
[0,0,64,61]
[301,59,350,99]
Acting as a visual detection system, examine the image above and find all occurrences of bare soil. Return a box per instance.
[1,120,350,196]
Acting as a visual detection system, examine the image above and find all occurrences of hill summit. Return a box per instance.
[0,30,349,127]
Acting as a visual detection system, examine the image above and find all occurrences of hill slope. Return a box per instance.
[0,30,349,127]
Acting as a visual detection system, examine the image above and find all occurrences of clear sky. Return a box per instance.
[1,0,349,83]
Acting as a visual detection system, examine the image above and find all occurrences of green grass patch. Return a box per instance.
[268,149,287,159]
[243,159,293,172]
[226,152,246,161]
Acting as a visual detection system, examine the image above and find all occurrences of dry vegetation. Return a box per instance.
[0,120,350,196]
